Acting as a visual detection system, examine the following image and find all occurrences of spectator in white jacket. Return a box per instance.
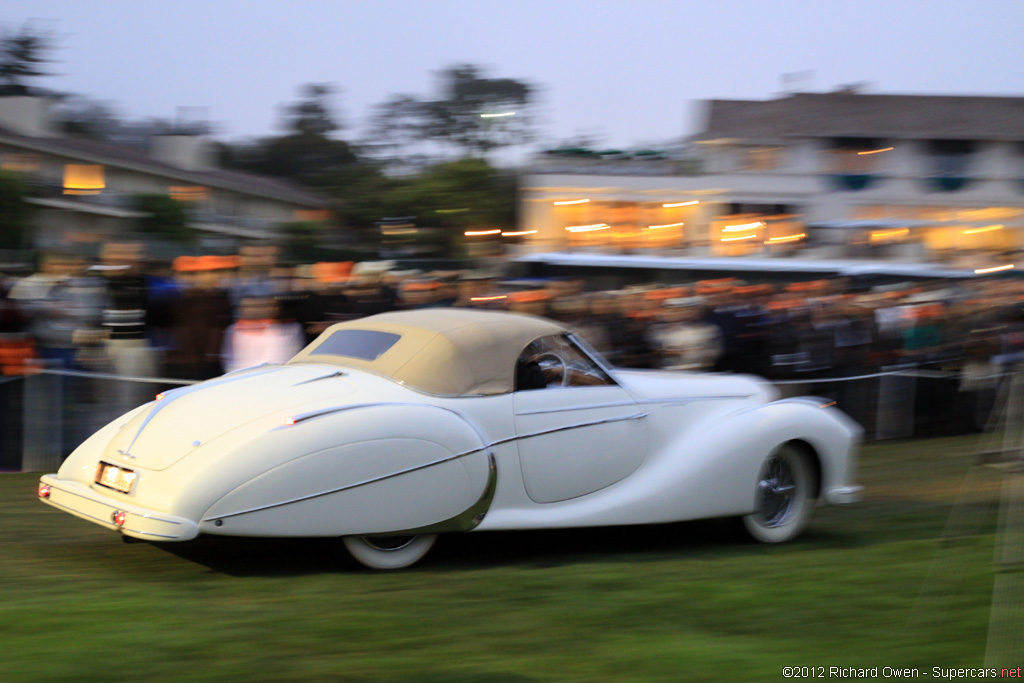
[221,297,304,373]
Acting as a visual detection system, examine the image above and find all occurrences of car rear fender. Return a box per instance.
[196,403,494,537]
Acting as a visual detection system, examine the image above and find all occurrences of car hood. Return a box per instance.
[101,364,358,471]
[612,369,777,404]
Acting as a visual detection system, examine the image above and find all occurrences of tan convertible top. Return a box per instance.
[288,308,566,396]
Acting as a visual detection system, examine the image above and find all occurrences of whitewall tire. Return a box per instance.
[342,534,438,570]
[742,444,815,543]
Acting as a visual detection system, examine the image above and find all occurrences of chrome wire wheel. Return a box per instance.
[742,444,814,543]
[758,454,798,527]
[342,534,437,570]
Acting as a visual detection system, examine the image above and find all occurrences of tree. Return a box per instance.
[134,194,192,243]
[426,65,534,156]
[0,170,30,250]
[220,84,357,185]
[362,65,536,165]
[361,94,430,166]
[0,26,53,92]
[381,158,517,257]
[282,83,340,137]
[280,220,325,263]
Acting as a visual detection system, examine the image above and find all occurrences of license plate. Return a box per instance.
[96,463,137,494]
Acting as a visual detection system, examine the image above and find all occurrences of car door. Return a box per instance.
[513,334,648,503]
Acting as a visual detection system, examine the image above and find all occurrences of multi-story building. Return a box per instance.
[0,95,329,254]
[515,91,1024,278]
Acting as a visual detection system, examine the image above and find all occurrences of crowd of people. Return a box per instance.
[4,241,1024,442]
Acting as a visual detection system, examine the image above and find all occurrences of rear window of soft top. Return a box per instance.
[309,329,401,361]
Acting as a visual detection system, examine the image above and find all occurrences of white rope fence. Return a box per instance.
[7,363,991,387]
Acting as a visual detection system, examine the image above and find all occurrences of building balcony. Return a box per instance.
[827,173,884,191]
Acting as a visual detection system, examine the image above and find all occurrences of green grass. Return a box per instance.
[0,435,1007,682]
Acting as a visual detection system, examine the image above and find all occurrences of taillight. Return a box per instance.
[112,511,127,527]
[37,483,51,499]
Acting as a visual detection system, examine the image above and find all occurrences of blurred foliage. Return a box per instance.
[212,71,527,259]
[283,83,340,137]
[280,220,327,263]
[0,25,53,92]
[133,194,192,244]
[0,170,30,250]
[218,79,520,258]
[362,64,536,165]
[218,83,358,185]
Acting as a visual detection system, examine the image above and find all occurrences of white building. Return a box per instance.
[515,92,1024,277]
[0,95,329,252]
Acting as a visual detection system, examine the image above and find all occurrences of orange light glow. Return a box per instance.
[501,230,537,236]
[566,224,610,232]
[870,228,909,241]
[768,233,806,243]
[975,264,1015,275]
[663,201,699,208]
[155,393,166,401]
[169,186,208,202]
[470,295,508,302]
[857,147,894,155]
[648,222,685,230]
[464,229,501,236]
[554,199,590,205]
[722,222,764,232]
[293,208,332,222]
[63,164,105,195]
[963,225,1004,235]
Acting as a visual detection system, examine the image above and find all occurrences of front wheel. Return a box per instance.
[342,534,437,570]
[742,444,815,543]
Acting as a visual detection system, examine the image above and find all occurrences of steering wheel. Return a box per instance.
[535,352,567,387]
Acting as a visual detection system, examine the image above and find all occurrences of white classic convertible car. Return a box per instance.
[39,309,861,569]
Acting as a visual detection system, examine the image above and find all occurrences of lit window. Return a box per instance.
[63,164,105,195]
[168,186,208,202]
[293,209,331,222]
[1,153,39,172]
[738,146,783,171]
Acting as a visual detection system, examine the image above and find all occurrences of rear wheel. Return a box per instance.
[742,444,814,543]
[342,534,437,570]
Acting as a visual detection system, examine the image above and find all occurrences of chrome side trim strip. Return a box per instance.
[211,411,646,522]
[634,395,752,406]
[500,412,647,446]
[392,453,499,535]
[515,398,639,415]
[123,528,181,539]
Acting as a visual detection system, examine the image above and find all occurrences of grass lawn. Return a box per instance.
[0,435,1007,682]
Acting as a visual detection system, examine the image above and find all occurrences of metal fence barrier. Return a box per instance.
[0,363,994,473]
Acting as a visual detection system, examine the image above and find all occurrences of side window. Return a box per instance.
[515,337,565,391]
[515,335,615,391]
[560,336,615,387]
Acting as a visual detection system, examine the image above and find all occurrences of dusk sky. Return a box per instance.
[5,0,1024,152]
